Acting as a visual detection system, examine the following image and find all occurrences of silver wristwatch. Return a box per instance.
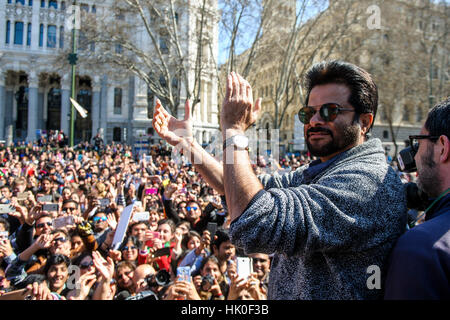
[223,135,249,151]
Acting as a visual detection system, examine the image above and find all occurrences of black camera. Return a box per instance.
[397,146,431,211]
[201,274,215,291]
[145,269,172,288]
[397,146,417,173]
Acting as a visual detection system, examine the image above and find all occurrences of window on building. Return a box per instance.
[383,130,389,139]
[113,127,121,142]
[47,25,57,48]
[39,23,44,47]
[115,44,123,54]
[416,108,423,123]
[41,0,45,8]
[114,88,122,114]
[16,0,25,5]
[159,76,167,88]
[80,4,89,12]
[14,22,24,45]
[159,35,169,54]
[48,0,56,9]
[8,0,12,4]
[78,31,87,50]
[92,5,96,13]
[61,1,65,10]
[28,0,33,5]
[402,107,410,122]
[6,21,11,44]
[59,26,64,48]
[26,23,31,46]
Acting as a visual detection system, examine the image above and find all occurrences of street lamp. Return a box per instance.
[67,0,78,147]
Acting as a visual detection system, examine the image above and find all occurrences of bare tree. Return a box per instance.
[250,0,366,130]
[216,0,275,102]
[366,0,449,155]
[56,0,218,117]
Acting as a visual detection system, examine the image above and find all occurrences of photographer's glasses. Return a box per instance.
[52,237,67,244]
[186,206,198,211]
[409,135,440,153]
[80,261,94,269]
[122,245,137,251]
[298,103,355,124]
[36,222,52,228]
[93,216,107,223]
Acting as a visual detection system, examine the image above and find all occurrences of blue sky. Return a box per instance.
[217,0,330,65]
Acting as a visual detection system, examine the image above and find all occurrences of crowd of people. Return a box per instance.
[0,137,280,300]
[0,131,424,301]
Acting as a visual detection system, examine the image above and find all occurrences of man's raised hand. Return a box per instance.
[152,98,193,147]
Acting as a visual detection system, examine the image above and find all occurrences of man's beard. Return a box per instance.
[417,144,441,198]
[306,122,360,158]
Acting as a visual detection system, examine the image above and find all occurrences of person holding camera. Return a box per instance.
[384,98,450,299]
[193,255,228,300]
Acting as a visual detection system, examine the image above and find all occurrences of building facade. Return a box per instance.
[240,0,448,157]
[0,0,220,149]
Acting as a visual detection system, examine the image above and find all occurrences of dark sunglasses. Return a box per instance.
[186,206,198,211]
[52,237,67,244]
[298,103,355,124]
[80,261,94,269]
[93,216,107,223]
[409,135,440,153]
[36,222,52,228]
[122,246,137,251]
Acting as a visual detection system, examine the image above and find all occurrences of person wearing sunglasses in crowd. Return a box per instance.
[5,228,72,285]
[153,60,407,300]
[384,98,450,299]
[91,211,111,248]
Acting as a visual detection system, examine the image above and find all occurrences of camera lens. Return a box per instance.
[155,270,171,286]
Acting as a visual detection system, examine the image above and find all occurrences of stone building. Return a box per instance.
[0,0,220,149]
[239,0,449,156]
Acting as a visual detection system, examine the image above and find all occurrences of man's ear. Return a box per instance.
[438,135,450,163]
[359,113,374,135]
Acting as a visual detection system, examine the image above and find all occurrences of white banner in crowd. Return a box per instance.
[112,203,135,250]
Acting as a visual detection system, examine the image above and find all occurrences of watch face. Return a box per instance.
[233,135,249,149]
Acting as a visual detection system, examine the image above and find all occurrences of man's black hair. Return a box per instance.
[43,254,71,276]
[304,60,378,131]
[0,217,9,232]
[424,97,450,139]
[211,229,230,251]
[62,198,79,208]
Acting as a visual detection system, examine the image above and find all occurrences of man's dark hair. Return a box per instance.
[211,229,230,252]
[51,228,70,240]
[62,198,79,208]
[0,217,9,233]
[304,60,378,130]
[424,97,450,139]
[157,218,176,234]
[43,254,71,276]
[129,220,150,230]
[41,177,51,184]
